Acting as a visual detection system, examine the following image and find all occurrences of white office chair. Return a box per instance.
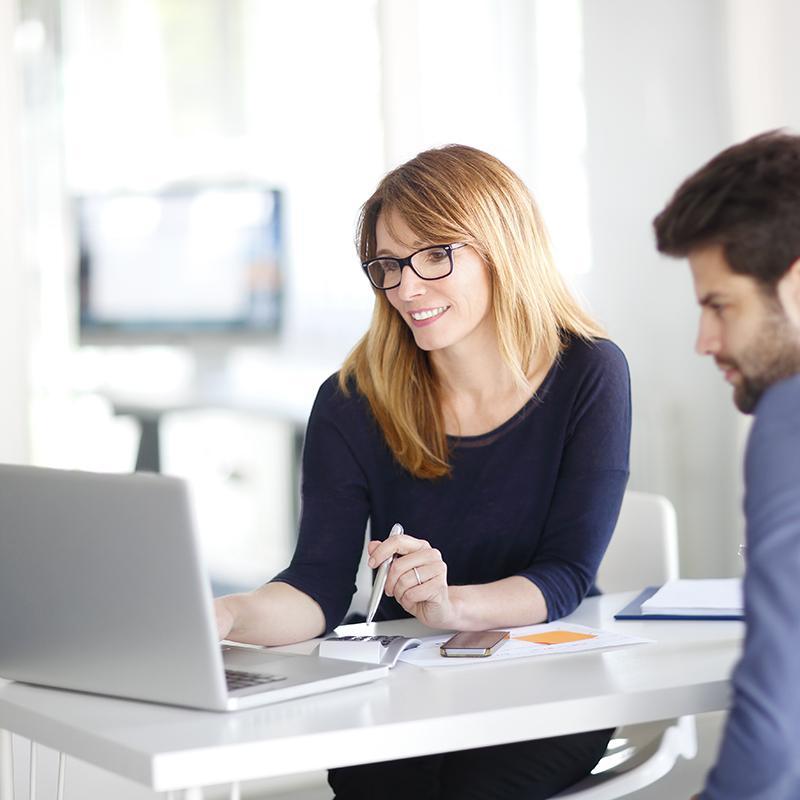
[595,491,680,594]
[553,490,697,799]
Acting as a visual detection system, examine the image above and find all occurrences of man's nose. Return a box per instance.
[695,314,720,356]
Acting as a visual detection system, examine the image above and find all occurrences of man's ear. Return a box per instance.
[777,258,800,327]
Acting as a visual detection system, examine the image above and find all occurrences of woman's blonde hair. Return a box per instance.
[340,144,603,479]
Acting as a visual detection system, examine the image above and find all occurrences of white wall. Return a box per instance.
[578,0,743,577]
[377,0,592,278]
[724,0,800,140]
[0,0,30,465]
[575,0,800,578]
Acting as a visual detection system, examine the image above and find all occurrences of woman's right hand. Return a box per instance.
[214,597,235,641]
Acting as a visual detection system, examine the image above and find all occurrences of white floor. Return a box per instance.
[5,711,725,799]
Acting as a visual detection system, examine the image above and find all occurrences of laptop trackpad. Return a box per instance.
[222,644,378,680]
[222,645,294,671]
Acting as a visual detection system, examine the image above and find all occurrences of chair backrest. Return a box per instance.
[596,490,680,593]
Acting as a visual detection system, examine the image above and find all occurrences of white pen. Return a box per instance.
[365,523,404,624]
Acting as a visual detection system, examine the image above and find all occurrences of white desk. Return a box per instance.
[0,593,743,797]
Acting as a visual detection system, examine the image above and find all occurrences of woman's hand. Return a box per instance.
[368,533,455,629]
[211,584,325,646]
[215,597,235,640]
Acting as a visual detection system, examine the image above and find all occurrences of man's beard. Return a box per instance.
[721,307,800,414]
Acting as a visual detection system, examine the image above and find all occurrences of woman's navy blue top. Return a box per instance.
[274,336,631,634]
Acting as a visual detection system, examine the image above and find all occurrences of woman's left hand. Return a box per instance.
[368,533,454,629]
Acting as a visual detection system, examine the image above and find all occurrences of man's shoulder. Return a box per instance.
[754,373,800,421]
[745,374,800,493]
[750,374,800,450]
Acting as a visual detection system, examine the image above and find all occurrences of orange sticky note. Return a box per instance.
[514,630,596,645]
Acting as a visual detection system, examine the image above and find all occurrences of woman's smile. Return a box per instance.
[409,305,451,326]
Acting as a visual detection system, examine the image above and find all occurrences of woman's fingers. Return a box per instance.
[385,548,446,598]
[394,562,448,609]
[368,533,430,568]
[367,533,449,613]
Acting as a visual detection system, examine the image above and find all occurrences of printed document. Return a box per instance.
[641,578,743,616]
[397,622,652,668]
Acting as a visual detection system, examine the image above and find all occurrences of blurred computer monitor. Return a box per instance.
[77,185,283,344]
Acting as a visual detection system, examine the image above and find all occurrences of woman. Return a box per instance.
[216,145,631,799]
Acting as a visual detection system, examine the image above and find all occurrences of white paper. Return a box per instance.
[641,578,743,615]
[397,623,652,668]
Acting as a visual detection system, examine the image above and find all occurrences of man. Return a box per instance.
[654,130,800,800]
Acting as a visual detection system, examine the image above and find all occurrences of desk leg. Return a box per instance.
[56,752,65,800]
[135,417,162,472]
[180,790,203,800]
[0,730,13,800]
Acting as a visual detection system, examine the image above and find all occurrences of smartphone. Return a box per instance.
[439,630,510,658]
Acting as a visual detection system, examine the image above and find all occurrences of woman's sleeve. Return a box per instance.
[519,342,632,620]
[271,378,372,633]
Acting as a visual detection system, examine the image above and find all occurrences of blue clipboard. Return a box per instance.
[614,586,744,621]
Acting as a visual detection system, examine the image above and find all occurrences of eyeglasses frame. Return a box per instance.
[361,242,469,290]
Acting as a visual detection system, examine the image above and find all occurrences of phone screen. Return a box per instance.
[439,630,509,657]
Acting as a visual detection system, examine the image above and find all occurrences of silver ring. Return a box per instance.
[413,567,422,586]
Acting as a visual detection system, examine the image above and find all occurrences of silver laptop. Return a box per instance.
[0,464,388,711]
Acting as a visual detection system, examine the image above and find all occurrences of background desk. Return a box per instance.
[98,353,338,594]
[0,592,743,798]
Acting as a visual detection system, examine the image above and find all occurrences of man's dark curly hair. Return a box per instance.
[653,130,800,289]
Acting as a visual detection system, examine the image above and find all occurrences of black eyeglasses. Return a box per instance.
[361,243,468,290]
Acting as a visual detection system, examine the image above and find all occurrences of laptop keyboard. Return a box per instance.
[225,669,288,691]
